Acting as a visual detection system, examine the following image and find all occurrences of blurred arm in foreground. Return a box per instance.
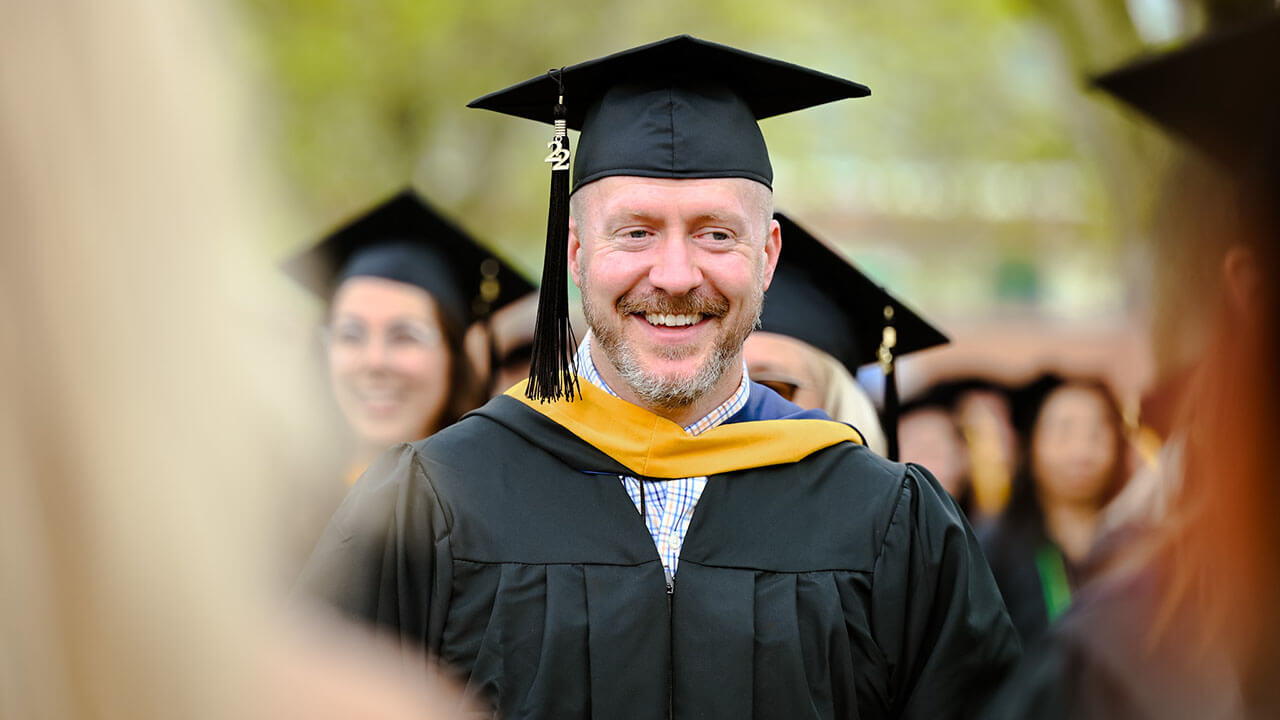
[0,2,475,718]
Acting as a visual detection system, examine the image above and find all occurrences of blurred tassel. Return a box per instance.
[526,69,579,402]
[878,304,900,460]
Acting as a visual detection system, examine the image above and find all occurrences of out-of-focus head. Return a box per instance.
[952,383,1017,516]
[757,212,947,459]
[485,291,587,397]
[285,190,534,448]
[1093,11,1280,188]
[743,330,827,409]
[1096,9,1280,388]
[899,386,972,504]
[743,330,889,454]
[326,277,452,449]
[468,36,870,406]
[485,291,540,396]
[1024,376,1126,509]
[1093,9,1280,679]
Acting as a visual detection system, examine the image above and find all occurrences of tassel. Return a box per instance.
[526,68,580,402]
[878,304,900,460]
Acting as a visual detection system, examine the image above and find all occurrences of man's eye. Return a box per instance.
[700,230,732,242]
[626,229,649,239]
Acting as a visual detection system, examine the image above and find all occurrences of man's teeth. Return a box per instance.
[644,312,702,327]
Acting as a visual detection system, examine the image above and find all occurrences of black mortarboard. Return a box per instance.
[1093,11,1280,176]
[469,35,870,402]
[764,212,949,460]
[283,188,533,330]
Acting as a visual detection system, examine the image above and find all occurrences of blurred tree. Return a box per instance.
[237,0,1177,320]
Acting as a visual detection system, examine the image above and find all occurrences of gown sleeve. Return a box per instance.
[870,463,1021,719]
[294,443,453,652]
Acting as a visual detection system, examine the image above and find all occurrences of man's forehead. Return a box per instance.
[580,176,768,219]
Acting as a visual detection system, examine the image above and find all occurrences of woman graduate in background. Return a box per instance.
[979,374,1129,646]
[281,193,531,577]
[285,191,532,483]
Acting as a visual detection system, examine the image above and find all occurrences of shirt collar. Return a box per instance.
[574,332,750,436]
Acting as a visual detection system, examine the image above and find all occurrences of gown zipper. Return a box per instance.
[632,473,677,718]
[667,567,674,717]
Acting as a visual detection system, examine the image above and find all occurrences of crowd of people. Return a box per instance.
[4,3,1278,719]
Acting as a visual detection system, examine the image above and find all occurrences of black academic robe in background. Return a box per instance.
[298,389,1020,720]
[979,519,1071,647]
[977,548,1280,720]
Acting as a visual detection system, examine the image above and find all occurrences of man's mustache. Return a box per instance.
[616,290,730,317]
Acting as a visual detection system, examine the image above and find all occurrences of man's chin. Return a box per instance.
[628,378,708,411]
[615,355,726,410]
[627,357,708,384]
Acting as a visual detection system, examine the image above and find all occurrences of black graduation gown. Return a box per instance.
[979,519,1075,647]
[297,391,1020,720]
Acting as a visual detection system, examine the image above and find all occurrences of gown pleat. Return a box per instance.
[671,562,755,719]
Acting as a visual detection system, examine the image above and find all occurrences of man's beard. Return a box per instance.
[583,282,763,411]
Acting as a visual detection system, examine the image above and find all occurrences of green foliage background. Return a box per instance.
[238,0,1221,320]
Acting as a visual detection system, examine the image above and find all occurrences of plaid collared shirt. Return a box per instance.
[575,334,750,580]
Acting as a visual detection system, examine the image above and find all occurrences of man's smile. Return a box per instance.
[642,312,704,328]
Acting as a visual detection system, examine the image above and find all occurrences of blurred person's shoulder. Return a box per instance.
[263,609,481,720]
[979,555,1244,720]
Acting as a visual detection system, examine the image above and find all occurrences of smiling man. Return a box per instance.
[571,175,775,424]
[299,37,1019,720]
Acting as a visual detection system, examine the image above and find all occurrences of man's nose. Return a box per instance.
[647,236,703,295]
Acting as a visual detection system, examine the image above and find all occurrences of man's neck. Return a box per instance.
[589,342,744,428]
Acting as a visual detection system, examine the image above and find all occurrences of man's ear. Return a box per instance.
[761,217,782,291]
[568,214,583,288]
[1223,243,1261,317]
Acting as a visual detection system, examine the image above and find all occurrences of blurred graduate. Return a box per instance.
[981,10,1280,719]
[745,211,950,458]
[286,190,532,482]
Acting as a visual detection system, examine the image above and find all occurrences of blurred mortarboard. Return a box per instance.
[469,35,870,402]
[1093,11,1280,175]
[283,188,533,329]
[764,212,948,372]
[765,212,949,459]
[899,381,967,418]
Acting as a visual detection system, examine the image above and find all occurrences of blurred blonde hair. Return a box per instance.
[0,1,330,717]
[1133,160,1280,693]
[810,349,888,456]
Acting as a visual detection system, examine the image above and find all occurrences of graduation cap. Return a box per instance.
[469,35,870,402]
[1092,11,1280,176]
[283,188,533,330]
[764,212,949,460]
